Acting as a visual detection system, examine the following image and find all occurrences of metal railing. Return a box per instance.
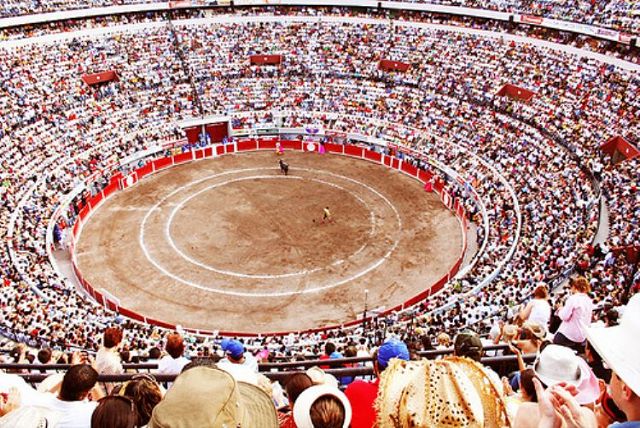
[4,350,534,384]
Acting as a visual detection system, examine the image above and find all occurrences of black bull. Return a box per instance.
[278,160,289,175]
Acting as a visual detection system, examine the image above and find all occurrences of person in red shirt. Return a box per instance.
[344,339,409,428]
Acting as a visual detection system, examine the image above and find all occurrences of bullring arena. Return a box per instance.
[74,148,463,333]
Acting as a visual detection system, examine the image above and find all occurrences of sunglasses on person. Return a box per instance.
[117,372,158,396]
[98,395,136,413]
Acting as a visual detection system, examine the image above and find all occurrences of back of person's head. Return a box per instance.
[436,332,451,346]
[293,385,351,428]
[91,395,138,428]
[604,309,619,326]
[285,373,314,404]
[533,285,548,299]
[122,377,163,427]
[103,327,123,349]
[165,333,185,359]
[324,342,336,356]
[519,369,538,402]
[571,276,591,294]
[148,347,161,360]
[37,348,52,364]
[454,331,483,362]
[60,364,98,401]
[310,395,346,428]
[376,339,410,373]
[343,345,357,358]
[10,346,21,362]
[119,350,131,363]
[421,334,434,351]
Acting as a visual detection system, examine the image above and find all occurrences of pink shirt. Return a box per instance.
[557,293,593,343]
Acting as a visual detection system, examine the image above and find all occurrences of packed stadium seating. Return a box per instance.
[0,3,639,427]
[4,14,634,349]
[0,0,639,34]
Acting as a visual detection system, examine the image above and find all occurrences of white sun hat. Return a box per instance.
[587,293,640,396]
[533,344,600,405]
[293,385,352,428]
[534,344,584,387]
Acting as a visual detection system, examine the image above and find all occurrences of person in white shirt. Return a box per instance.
[519,284,552,330]
[96,327,123,367]
[41,364,103,428]
[157,333,190,375]
[95,327,125,394]
[217,339,259,385]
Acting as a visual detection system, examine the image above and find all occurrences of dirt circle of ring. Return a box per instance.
[139,166,403,297]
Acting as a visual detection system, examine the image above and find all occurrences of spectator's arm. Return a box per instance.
[509,343,526,372]
[519,301,533,321]
[557,297,574,322]
[493,320,505,344]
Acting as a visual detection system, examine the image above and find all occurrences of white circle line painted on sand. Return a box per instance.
[165,175,376,279]
[138,166,402,297]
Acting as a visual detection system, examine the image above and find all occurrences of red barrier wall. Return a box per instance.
[281,140,303,151]
[344,145,364,157]
[325,143,343,154]
[136,163,154,179]
[237,140,258,152]
[401,162,418,176]
[364,150,382,162]
[69,140,469,337]
[153,157,172,171]
[258,139,278,150]
[173,152,193,165]
[89,193,103,209]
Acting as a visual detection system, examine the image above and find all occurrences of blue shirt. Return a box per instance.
[610,422,640,428]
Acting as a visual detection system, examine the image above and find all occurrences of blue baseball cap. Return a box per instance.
[221,339,245,360]
[377,339,409,369]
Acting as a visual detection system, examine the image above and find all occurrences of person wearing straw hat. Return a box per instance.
[148,366,278,428]
[375,358,511,427]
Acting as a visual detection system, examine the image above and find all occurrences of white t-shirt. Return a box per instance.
[156,355,190,375]
[96,347,123,375]
[217,359,259,385]
[41,396,97,428]
[528,299,551,329]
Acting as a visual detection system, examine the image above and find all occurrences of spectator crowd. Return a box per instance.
[0,5,638,428]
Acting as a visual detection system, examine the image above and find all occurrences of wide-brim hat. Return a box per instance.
[148,366,277,428]
[375,357,509,427]
[522,321,546,340]
[586,294,640,397]
[533,344,599,404]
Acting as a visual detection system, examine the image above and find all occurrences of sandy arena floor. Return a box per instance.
[75,151,462,333]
